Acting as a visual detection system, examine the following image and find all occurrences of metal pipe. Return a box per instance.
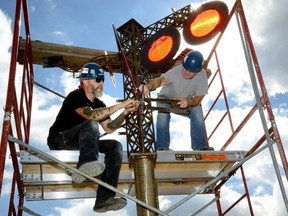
[0,0,22,197]
[33,80,65,99]
[215,51,234,133]
[240,166,254,215]
[131,153,159,216]
[236,4,288,212]
[191,196,219,216]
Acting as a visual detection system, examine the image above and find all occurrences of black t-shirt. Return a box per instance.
[48,88,107,137]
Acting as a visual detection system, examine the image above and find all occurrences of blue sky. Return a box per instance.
[0,0,288,216]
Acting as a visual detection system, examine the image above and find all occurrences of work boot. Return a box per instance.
[199,147,215,151]
[71,160,105,184]
[93,197,127,213]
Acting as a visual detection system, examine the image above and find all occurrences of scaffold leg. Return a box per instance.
[131,153,159,216]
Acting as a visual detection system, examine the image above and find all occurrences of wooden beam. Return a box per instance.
[17,38,123,73]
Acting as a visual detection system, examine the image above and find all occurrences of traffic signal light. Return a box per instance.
[183,1,229,45]
[140,1,229,70]
[141,27,181,70]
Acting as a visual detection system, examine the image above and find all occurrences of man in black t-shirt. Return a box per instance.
[47,62,139,213]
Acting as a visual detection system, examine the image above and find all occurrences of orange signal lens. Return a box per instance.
[148,36,173,62]
[190,9,220,37]
[141,27,180,70]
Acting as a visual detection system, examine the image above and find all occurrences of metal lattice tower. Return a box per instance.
[116,5,194,156]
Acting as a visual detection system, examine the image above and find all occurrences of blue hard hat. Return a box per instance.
[182,50,203,73]
[77,62,105,79]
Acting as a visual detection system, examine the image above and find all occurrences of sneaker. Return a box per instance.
[93,197,127,213]
[71,160,105,184]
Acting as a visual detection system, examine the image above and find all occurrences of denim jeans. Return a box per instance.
[48,120,123,200]
[156,102,207,150]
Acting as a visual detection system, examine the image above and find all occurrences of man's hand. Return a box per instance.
[138,77,167,96]
[138,84,150,96]
[123,100,140,115]
[177,98,188,108]
[104,100,140,133]
[121,98,135,108]
[178,95,205,108]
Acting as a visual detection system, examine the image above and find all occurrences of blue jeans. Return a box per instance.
[48,120,123,200]
[156,102,207,150]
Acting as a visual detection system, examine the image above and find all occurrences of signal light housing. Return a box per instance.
[140,1,229,71]
[140,27,180,70]
[183,1,229,45]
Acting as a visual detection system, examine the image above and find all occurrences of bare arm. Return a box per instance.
[177,95,205,108]
[75,99,136,121]
[100,112,126,134]
[101,101,140,134]
[139,76,167,96]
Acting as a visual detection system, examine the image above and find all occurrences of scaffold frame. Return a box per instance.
[0,0,287,215]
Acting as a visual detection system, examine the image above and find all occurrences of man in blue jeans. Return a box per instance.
[47,62,139,212]
[139,50,213,151]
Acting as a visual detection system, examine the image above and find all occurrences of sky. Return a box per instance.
[0,0,288,215]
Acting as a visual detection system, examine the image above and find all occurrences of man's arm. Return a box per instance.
[100,112,126,134]
[177,95,205,108]
[75,99,136,121]
[101,102,140,134]
[139,76,167,95]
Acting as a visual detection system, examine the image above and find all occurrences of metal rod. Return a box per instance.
[150,106,189,115]
[0,0,22,197]
[215,51,234,133]
[18,206,41,216]
[33,80,65,99]
[223,194,247,215]
[191,196,219,216]
[221,104,257,150]
[240,166,254,215]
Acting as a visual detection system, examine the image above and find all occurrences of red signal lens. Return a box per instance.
[190,10,220,37]
[148,36,173,62]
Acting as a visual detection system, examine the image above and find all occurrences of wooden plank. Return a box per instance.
[17,38,123,72]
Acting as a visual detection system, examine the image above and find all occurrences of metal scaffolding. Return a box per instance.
[0,0,287,215]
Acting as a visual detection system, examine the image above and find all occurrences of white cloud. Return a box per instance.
[241,0,288,95]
